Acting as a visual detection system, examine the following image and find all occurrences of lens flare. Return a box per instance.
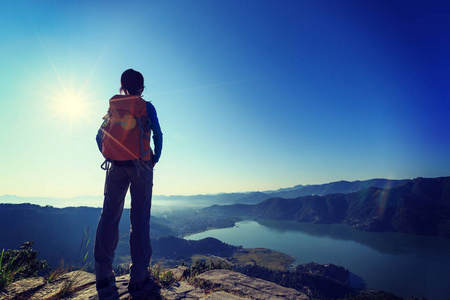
[377,181,394,220]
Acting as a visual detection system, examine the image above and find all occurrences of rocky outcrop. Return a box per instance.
[160,281,205,299]
[0,268,310,300]
[1,270,97,299]
[196,269,309,300]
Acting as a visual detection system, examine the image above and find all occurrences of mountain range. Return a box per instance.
[153,178,411,206]
[2,176,449,266]
[0,178,410,208]
[204,177,450,238]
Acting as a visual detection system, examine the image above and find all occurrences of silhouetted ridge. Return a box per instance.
[239,178,410,204]
[204,177,450,237]
[0,204,174,267]
[152,236,237,259]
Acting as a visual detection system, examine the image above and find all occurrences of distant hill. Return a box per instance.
[0,204,241,268]
[0,195,104,208]
[0,204,174,267]
[1,178,409,208]
[258,178,410,203]
[152,178,410,206]
[204,177,450,238]
[152,236,238,260]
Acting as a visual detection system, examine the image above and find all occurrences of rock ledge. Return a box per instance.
[1,268,310,300]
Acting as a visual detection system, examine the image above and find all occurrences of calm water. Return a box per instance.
[186,219,450,300]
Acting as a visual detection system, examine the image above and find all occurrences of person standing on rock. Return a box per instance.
[94,69,163,294]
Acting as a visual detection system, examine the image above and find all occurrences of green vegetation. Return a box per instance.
[155,208,241,236]
[1,233,93,299]
[152,236,238,261]
[188,258,232,278]
[0,242,48,291]
[51,269,86,299]
[46,259,69,283]
[148,258,232,289]
[231,248,295,271]
[150,259,177,287]
[52,227,92,298]
[235,263,353,300]
[75,227,91,268]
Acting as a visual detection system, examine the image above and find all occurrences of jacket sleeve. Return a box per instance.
[146,102,163,163]
[96,128,103,153]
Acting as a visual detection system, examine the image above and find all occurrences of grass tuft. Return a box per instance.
[45,259,70,283]
[150,258,177,287]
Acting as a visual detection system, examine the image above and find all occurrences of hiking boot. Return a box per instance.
[96,274,116,290]
[128,276,155,294]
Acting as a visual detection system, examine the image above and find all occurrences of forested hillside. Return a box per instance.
[0,204,238,267]
[204,177,450,237]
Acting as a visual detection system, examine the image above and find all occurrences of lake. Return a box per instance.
[185,219,450,300]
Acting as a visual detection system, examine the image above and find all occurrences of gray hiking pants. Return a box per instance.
[94,161,153,284]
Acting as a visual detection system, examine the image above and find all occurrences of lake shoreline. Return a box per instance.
[186,219,450,300]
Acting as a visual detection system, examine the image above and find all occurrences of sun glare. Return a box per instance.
[51,89,88,121]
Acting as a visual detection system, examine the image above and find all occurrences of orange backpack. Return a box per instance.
[101,95,152,161]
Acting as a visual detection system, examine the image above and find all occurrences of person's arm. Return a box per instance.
[146,102,163,165]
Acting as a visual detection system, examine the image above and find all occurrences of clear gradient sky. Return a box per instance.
[1,0,449,198]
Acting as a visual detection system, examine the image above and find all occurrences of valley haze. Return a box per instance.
[0,177,411,209]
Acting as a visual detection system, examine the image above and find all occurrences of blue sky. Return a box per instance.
[1,0,449,198]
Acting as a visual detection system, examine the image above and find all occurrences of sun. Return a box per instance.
[30,39,99,125]
[50,88,89,121]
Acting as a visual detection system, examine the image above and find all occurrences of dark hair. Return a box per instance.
[120,69,144,96]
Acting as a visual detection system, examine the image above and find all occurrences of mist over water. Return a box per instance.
[186,219,450,300]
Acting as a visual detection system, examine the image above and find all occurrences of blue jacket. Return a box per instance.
[96,101,163,163]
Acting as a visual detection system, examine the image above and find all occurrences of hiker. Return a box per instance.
[94,69,163,294]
